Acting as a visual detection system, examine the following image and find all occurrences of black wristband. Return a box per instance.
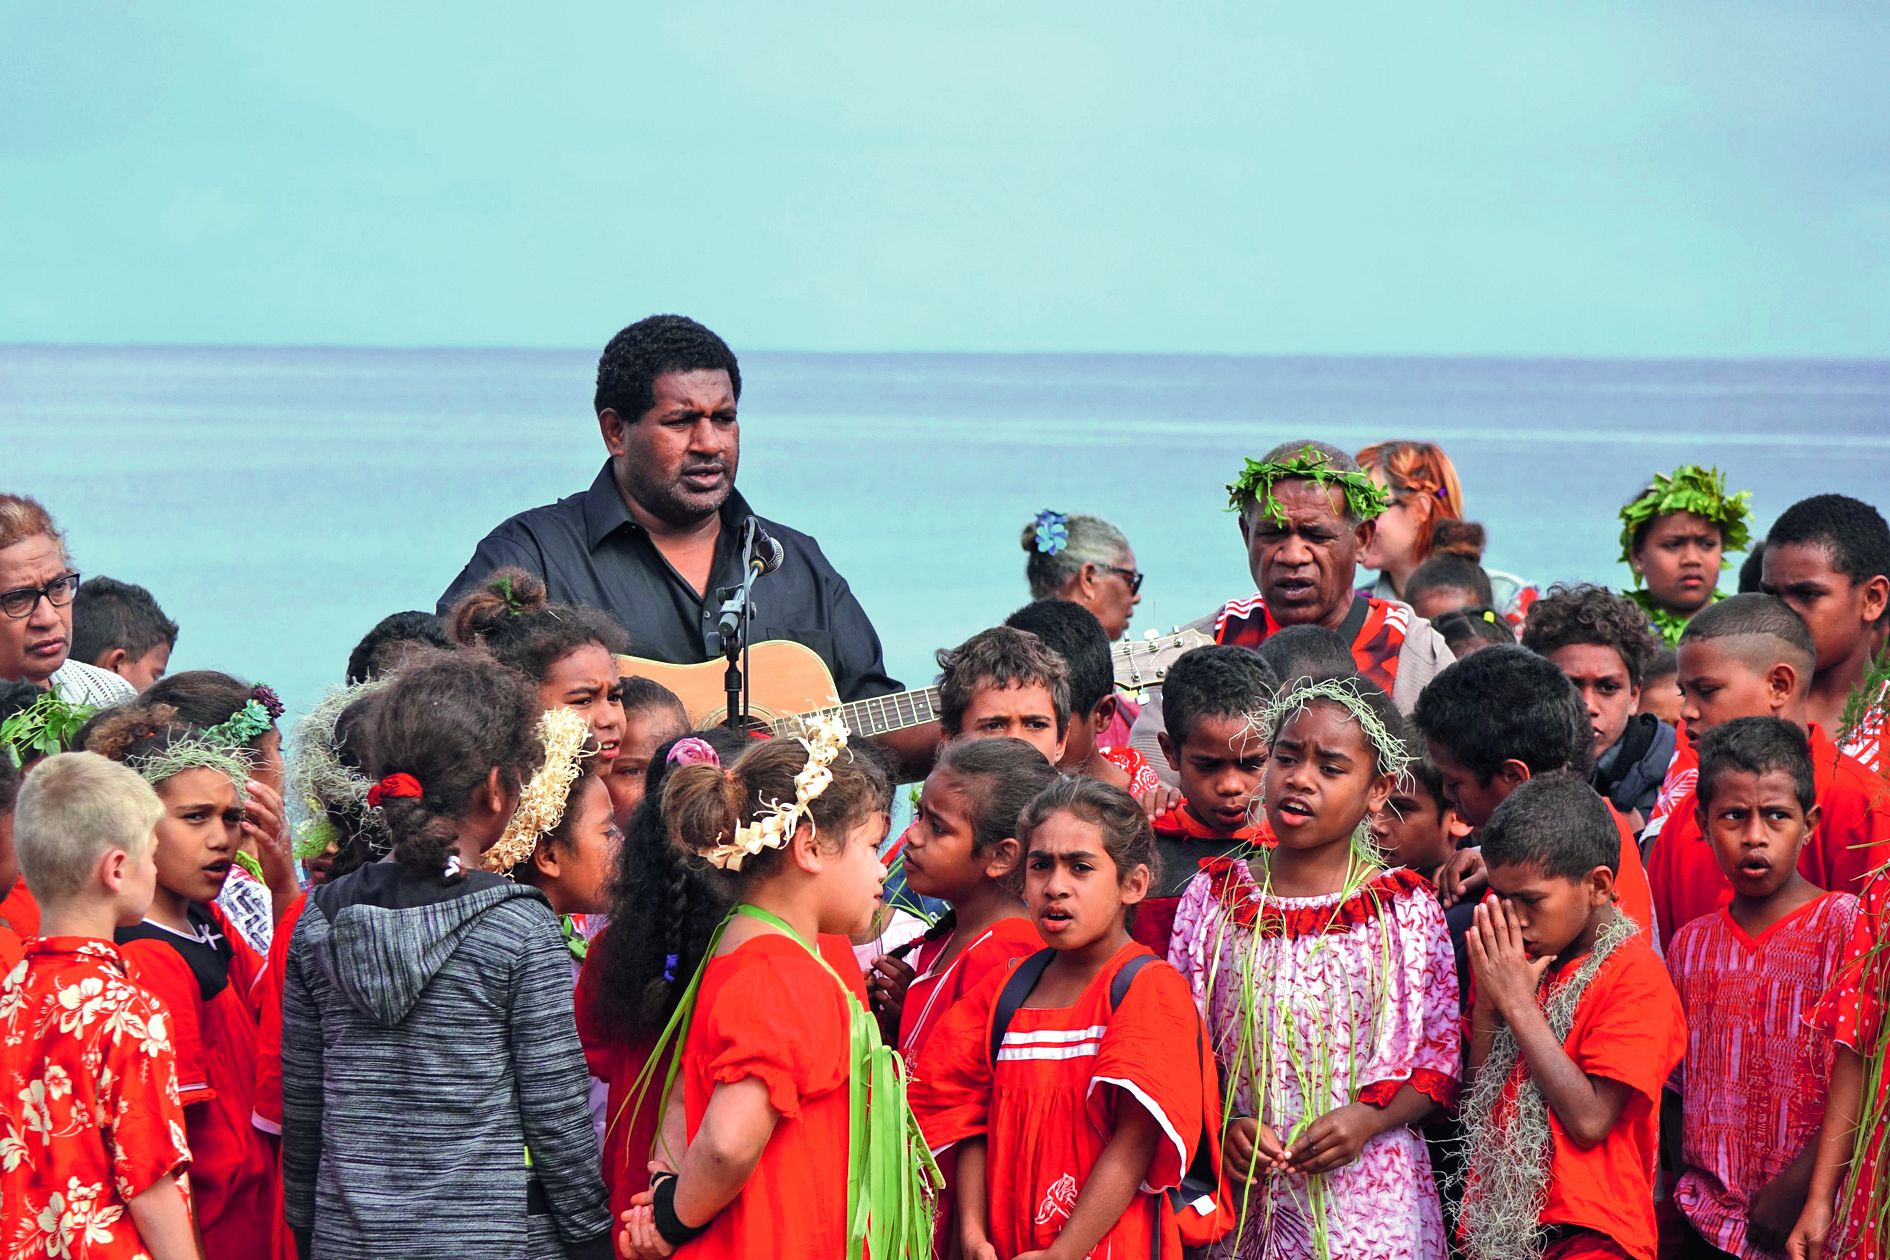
[652,1175,710,1247]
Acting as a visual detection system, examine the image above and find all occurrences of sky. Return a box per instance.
[2,2,1886,357]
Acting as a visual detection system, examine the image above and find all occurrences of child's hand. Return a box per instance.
[616,1206,674,1258]
[1467,895,1555,1023]
[961,1241,999,1260]
[1437,847,1486,907]
[1285,1103,1382,1175]
[1748,1163,1813,1253]
[1785,1197,1832,1260]
[1135,784,1182,822]
[868,954,917,1025]
[1222,1115,1289,1185]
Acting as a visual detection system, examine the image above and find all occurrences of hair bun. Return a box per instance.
[449,567,551,645]
[1431,519,1486,561]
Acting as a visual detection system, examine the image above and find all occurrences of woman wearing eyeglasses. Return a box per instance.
[0,495,136,708]
[1020,509,1143,642]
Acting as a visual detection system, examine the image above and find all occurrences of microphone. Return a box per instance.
[748,520,785,576]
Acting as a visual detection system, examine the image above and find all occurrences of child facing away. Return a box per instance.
[0,753,25,971]
[1170,673,1460,1260]
[69,575,178,691]
[1411,645,1656,935]
[617,717,938,1260]
[280,651,610,1260]
[1004,598,1162,793]
[84,703,278,1259]
[911,777,1222,1260]
[1650,594,1890,949]
[450,567,641,823]
[0,753,196,1260]
[1134,645,1278,953]
[1664,718,1857,1258]
[935,625,1071,766]
[1459,772,1688,1260]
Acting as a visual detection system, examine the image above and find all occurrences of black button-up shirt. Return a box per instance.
[438,462,901,702]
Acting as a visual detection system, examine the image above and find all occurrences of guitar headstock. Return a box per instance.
[1110,627,1214,698]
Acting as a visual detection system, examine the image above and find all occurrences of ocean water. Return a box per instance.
[5,345,1887,723]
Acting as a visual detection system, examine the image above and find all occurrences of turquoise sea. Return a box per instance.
[6,346,1888,721]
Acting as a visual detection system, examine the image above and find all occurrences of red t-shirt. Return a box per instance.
[1099,745,1162,796]
[1480,936,1687,1260]
[1817,873,1889,1259]
[0,937,193,1260]
[0,880,40,975]
[910,942,1214,1260]
[1606,806,1655,939]
[1647,723,1890,950]
[117,900,276,1260]
[677,933,853,1259]
[898,915,1043,1062]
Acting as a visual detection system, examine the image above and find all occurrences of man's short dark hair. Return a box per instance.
[1481,770,1619,881]
[1694,716,1818,816]
[1413,645,1591,783]
[69,577,177,665]
[1005,600,1112,717]
[1521,583,1661,689]
[1254,625,1353,689]
[1679,593,1816,675]
[1162,646,1277,747]
[347,611,452,685]
[1766,494,1890,589]
[935,627,1071,738]
[594,315,742,419]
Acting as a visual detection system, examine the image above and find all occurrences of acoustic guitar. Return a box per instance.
[616,629,1212,738]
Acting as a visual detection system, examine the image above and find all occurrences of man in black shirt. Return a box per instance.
[440,314,935,771]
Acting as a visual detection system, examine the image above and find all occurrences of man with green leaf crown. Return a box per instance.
[1617,464,1754,647]
[1130,441,1453,783]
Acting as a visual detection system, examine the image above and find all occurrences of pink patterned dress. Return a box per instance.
[1170,859,1460,1260]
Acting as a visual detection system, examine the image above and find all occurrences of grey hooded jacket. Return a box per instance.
[281,863,611,1259]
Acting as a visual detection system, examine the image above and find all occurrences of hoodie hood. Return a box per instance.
[1594,713,1677,820]
[307,863,552,1027]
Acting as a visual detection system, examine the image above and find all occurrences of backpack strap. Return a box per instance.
[988,949,1056,1065]
[1109,951,1158,1009]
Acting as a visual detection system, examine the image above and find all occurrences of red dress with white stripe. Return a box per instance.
[911,942,1211,1259]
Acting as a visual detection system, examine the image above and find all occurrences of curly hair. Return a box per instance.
[593,314,742,420]
[588,726,756,1041]
[935,626,1071,738]
[364,649,542,880]
[448,567,632,684]
[1521,583,1661,689]
[1355,440,1466,560]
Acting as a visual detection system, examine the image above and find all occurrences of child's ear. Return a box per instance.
[99,847,130,893]
[983,836,1021,880]
[531,843,560,881]
[1765,661,1800,711]
[1090,694,1117,737]
[1119,861,1151,906]
[1157,731,1178,773]
[1862,574,1890,626]
[1364,772,1393,817]
[1801,802,1822,839]
[1587,864,1618,907]
[1496,759,1533,792]
[99,646,130,675]
[1444,806,1473,843]
[788,823,825,875]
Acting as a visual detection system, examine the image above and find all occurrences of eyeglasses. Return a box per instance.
[1099,564,1145,595]
[0,572,81,620]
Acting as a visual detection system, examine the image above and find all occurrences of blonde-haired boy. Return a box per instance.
[1,752,198,1260]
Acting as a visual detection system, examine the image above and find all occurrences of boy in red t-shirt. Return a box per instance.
[1,752,195,1260]
[1650,594,1890,950]
[1462,772,1687,1260]
[1664,719,1857,1257]
[88,708,277,1260]
[1131,645,1276,952]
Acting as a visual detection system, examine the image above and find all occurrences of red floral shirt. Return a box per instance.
[0,937,192,1260]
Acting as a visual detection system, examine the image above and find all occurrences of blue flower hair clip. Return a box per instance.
[1033,509,1069,556]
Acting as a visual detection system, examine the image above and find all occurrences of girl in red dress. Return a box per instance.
[911,776,1221,1260]
[618,718,935,1260]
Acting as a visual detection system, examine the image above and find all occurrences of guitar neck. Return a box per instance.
[782,686,942,740]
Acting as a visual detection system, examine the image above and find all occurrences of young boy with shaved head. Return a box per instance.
[1646,593,1890,950]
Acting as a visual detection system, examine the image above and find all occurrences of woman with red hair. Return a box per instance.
[1354,441,1534,619]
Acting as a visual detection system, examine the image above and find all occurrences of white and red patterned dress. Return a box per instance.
[1170,860,1460,1260]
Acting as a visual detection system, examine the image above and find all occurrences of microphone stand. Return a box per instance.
[715,517,767,732]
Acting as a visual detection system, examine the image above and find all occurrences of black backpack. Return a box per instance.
[986,949,1226,1251]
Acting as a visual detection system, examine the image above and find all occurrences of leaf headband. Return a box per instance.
[1226,447,1391,526]
[1031,509,1069,556]
[0,691,96,768]
[286,679,392,861]
[1257,674,1412,783]
[483,706,595,875]
[1617,463,1752,569]
[128,736,253,803]
[700,713,849,872]
[202,684,285,749]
